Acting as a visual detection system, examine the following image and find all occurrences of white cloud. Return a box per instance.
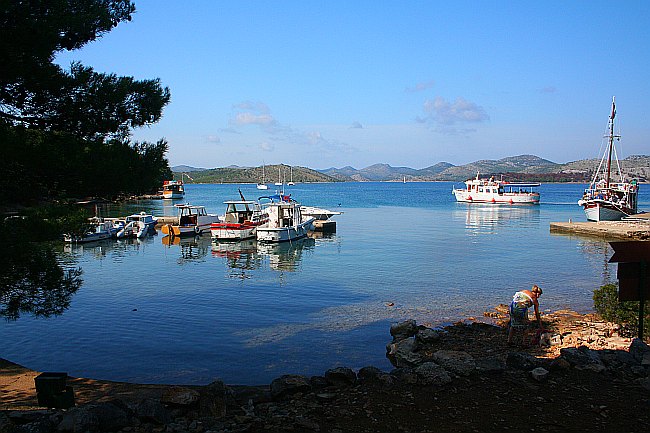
[350,121,363,129]
[234,112,276,127]
[405,80,435,93]
[540,86,557,94]
[259,141,274,152]
[419,96,489,133]
[206,135,221,144]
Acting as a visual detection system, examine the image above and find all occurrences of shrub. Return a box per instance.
[593,283,650,339]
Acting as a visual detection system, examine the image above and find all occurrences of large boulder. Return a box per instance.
[390,320,418,342]
[630,338,650,364]
[134,398,172,425]
[506,352,539,371]
[560,346,605,370]
[431,350,476,377]
[57,400,133,432]
[269,375,312,400]
[414,328,441,350]
[324,367,356,387]
[199,380,230,418]
[386,338,424,368]
[414,362,452,386]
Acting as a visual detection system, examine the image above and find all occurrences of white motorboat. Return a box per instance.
[211,200,269,241]
[162,180,185,199]
[116,212,158,238]
[300,206,343,221]
[64,218,119,243]
[578,97,639,221]
[161,204,221,237]
[256,195,315,243]
[452,172,540,205]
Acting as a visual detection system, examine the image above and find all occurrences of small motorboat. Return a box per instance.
[64,218,119,243]
[161,204,221,237]
[116,212,158,238]
[256,195,315,243]
[211,200,269,241]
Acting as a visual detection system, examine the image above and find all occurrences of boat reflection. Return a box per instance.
[63,236,156,260]
[211,239,262,279]
[455,204,540,235]
[257,237,316,272]
[161,234,211,263]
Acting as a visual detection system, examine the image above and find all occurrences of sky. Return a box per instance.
[54,1,650,169]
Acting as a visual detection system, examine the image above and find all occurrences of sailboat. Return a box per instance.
[274,166,283,186]
[257,163,269,190]
[287,166,295,186]
[578,97,639,221]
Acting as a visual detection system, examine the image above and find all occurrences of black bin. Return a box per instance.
[34,372,75,409]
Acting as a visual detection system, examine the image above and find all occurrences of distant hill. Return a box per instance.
[174,164,339,184]
[170,155,650,183]
[171,165,208,172]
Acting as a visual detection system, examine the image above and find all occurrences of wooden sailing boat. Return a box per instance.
[578,97,639,221]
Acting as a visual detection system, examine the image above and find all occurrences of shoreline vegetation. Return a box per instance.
[2,308,649,432]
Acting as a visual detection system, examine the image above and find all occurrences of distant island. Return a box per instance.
[172,154,650,184]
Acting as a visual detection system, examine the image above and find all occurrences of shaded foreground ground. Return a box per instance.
[2,309,650,432]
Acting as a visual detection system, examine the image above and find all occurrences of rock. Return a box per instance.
[58,400,133,432]
[134,398,172,424]
[506,352,539,371]
[414,362,452,386]
[431,350,476,377]
[560,346,604,369]
[269,375,311,400]
[549,358,571,371]
[386,338,424,368]
[629,338,650,363]
[539,333,561,346]
[309,375,329,390]
[161,386,200,406]
[324,367,356,387]
[390,319,418,342]
[475,357,506,374]
[636,377,650,392]
[294,416,320,431]
[530,367,549,382]
[390,367,419,385]
[414,328,440,349]
[199,380,229,418]
[358,366,395,388]
[0,412,11,433]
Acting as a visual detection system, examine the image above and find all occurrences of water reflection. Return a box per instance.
[211,239,261,279]
[455,204,541,235]
[0,243,82,320]
[161,235,212,263]
[257,238,316,272]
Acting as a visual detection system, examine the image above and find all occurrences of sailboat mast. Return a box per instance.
[605,96,616,188]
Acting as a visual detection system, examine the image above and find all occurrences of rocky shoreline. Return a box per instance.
[2,309,650,432]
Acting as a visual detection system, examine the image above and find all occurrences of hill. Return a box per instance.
[169,155,650,183]
[174,164,340,184]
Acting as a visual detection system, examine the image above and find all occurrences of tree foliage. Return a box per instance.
[0,1,172,205]
[593,283,650,338]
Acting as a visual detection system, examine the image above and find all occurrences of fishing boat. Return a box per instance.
[116,212,158,239]
[161,204,221,237]
[578,97,639,221]
[210,199,269,241]
[257,163,269,190]
[256,195,315,243]
[64,218,120,243]
[452,172,540,204]
[162,180,185,199]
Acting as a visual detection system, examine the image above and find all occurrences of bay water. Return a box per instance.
[2,182,648,385]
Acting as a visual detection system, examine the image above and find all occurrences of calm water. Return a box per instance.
[2,182,649,385]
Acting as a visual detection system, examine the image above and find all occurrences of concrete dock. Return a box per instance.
[550,213,650,240]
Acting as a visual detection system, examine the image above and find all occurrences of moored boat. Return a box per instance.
[257,163,269,190]
[256,195,315,243]
[211,200,269,241]
[161,204,221,237]
[300,206,343,221]
[116,212,158,238]
[162,180,185,199]
[64,218,119,243]
[577,97,639,221]
[452,173,540,205]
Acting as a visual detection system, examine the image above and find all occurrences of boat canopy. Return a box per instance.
[501,183,540,188]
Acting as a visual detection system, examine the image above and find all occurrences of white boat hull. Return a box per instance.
[211,225,257,241]
[257,218,315,243]
[453,190,540,205]
[579,200,629,222]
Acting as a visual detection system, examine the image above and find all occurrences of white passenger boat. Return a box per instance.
[256,195,315,243]
[116,212,158,238]
[162,180,185,199]
[578,97,639,221]
[452,173,540,205]
[64,218,119,243]
[210,200,269,241]
[161,204,221,237]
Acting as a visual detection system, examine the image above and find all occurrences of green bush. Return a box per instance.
[593,283,650,338]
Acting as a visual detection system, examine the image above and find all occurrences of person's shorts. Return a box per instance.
[509,302,529,327]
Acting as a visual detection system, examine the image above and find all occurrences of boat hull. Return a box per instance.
[453,190,540,205]
[162,191,185,199]
[211,223,258,241]
[256,219,315,243]
[580,200,630,222]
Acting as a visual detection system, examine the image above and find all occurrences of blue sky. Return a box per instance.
[55,1,650,169]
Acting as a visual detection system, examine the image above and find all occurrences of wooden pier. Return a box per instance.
[550,213,650,240]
